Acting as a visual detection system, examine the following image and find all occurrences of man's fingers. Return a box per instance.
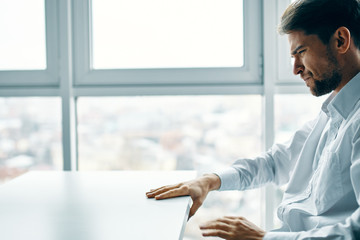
[224,215,245,220]
[216,217,234,224]
[201,229,229,239]
[188,199,203,219]
[154,186,189,200]
[200,221,231,231]
[200,217,233,226]
[146,183,181,198]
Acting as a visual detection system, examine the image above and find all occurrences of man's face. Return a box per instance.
[288,31,342,96]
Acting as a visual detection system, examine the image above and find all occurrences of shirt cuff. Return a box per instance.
[213,167,241,191]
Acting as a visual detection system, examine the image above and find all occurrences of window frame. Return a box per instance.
[72,0,263,86]
[0,0,59,87]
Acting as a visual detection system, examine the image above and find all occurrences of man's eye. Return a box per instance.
[298,50,306,55]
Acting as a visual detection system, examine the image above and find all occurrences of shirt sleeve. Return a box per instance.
[264,123,360,240]
[215,117,317,191]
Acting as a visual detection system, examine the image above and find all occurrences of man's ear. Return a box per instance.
[334,27,351,54]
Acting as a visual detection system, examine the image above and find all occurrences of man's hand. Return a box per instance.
[146,174,221,218]
[200,216,265,240]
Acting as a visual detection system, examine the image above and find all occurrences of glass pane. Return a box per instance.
[0,0,46,70]
[91,0,244,69]
[0,98,62,184]
[77,95,262,239]
[275,94,327,143]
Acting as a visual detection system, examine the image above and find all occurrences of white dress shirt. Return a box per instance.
[216,72,360,239]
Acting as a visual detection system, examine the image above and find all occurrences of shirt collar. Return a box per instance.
[322,72,360,119]
[321,92,336,117]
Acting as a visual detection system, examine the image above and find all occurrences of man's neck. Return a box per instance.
[335,53,360,93]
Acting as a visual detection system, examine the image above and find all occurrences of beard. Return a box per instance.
[308,47,342,97]
[310,69,342,96]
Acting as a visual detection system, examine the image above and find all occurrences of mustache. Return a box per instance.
[301,72,314,81]
[301,71,313,79]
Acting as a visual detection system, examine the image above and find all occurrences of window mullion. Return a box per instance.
[262,0,278,231]
[58,0,78,171]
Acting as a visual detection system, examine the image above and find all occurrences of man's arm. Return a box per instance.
[216,117,318,192]
[146,173,221,218]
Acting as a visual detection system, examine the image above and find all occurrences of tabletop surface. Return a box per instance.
[0,171,196,240]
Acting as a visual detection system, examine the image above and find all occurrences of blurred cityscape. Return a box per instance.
[77,96,262,172]
[0,98,62,183]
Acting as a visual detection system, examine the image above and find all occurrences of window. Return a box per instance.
[77,96,261,170]
[0,98,62,184]
[275,94,326,143]
[92,0,244,69]
[0,0,46,70]
[275,93,327,143]
[0,0,58,86]
[73,0,261,85]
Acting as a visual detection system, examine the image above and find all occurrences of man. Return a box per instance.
[146,0,360,239]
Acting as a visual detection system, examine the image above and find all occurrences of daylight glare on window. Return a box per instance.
[0,0,46,70]
[91,0,244,69]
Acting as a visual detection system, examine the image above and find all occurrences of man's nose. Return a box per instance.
[293,58,304,75]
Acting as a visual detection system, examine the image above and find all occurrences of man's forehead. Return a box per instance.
[287,31,307,48]
[287,31,320,53]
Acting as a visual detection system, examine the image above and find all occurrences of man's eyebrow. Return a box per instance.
[291,45,305,55]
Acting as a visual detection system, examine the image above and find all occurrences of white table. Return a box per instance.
[0,171,196,240]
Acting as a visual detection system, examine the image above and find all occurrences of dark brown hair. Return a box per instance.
[278,0,360,49]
